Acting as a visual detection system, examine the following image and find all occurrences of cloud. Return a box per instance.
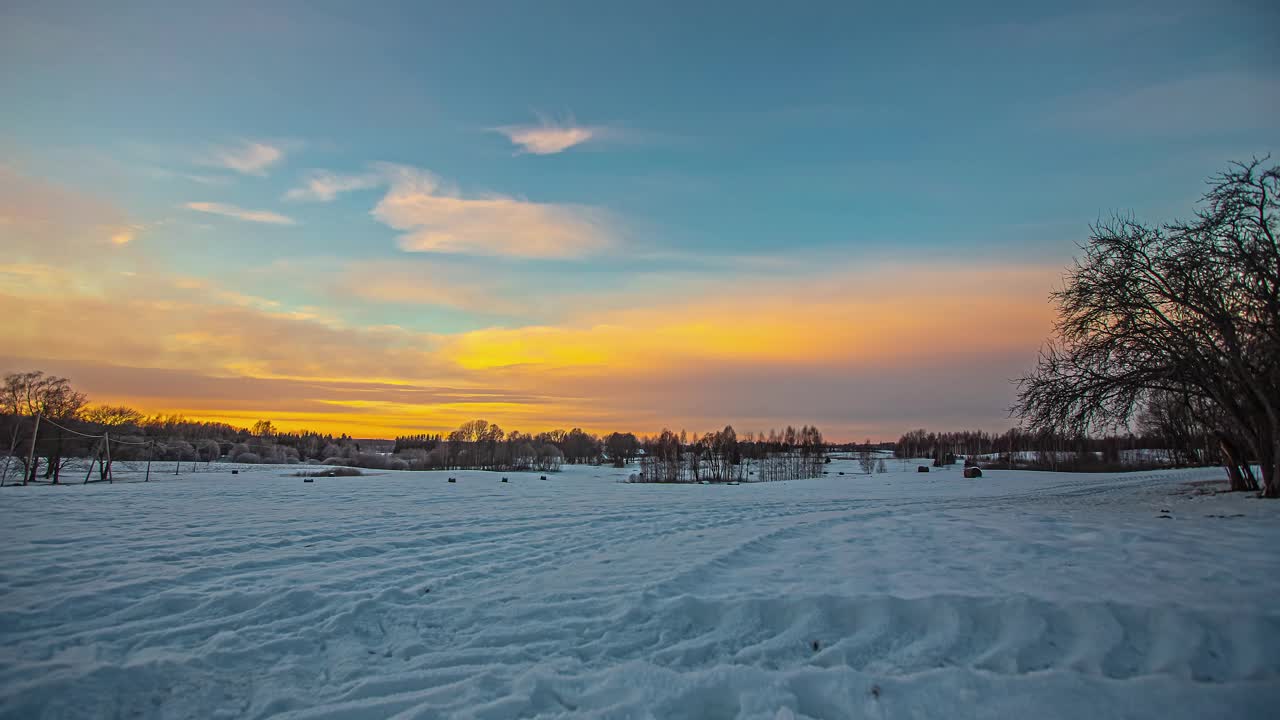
[1054,71,1280,135]
[152,168,233,186]
[284,170,382,202]
[203,140,286,176]
[333,259,530,316]
[371,164,613,257]
[439,264,1056,373]
[185,201,297,225]
[0,248,1060,439]
[0,165,138,261]
[493,115,602,155]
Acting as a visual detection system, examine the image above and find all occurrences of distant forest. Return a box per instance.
[0,371,830,485]
[893,421,1221,473]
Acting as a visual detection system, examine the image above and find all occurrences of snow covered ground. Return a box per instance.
[2,460,1278,719]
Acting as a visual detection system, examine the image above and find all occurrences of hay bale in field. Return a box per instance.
[917,466,929,473]
[964,467,983,478]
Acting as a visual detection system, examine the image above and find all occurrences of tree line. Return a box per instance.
[0,371,827,483]
[894,426,1219,472]
[636,425,826,483]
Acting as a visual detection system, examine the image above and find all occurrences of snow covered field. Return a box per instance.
[2,460,1278,719]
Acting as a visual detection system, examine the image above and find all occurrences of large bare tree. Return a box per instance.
[1,371,89,484]
[1016,158,1279,496]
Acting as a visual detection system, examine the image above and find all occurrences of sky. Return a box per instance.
[1,0,1277,441]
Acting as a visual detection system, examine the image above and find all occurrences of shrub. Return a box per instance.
[387,458,409,471]
[296,467,364,477]
[234,452,261,464]
[397,448,429,469]
[355,452,389,469]
[322,456,351,466]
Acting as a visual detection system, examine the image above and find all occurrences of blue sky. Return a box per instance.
[1,0,1277,438]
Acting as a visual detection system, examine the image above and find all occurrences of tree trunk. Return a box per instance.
[1262,463,1279,498]
[1261,437,1280,498]
[1219,435,1259,492]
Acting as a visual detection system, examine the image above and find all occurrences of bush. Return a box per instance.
[322,456,351,466]
[355,452,389,469]
[397,448,429,469]
[387,458,409,471]
[234,452,261,464]
[296,467,364,477]
[163,440,198,461]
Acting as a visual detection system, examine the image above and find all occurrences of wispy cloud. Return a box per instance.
[202,140,286,176]
[284,170,382,202]
[185,201,296,225]
[0,165,137,261]
[371,164,613,258]
[1053,71,1280,135]
[493,115,604,155]
[334,259,529,316]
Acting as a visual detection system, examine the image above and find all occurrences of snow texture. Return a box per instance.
[2,460,1278,719]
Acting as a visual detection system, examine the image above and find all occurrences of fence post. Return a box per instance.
[0,424,19,488]
[84,437,99,484]
[145,441,152,482]
[24,412,41,486]
[104,431,113,483]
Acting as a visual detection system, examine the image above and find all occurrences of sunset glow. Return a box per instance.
[2,2,1275,440]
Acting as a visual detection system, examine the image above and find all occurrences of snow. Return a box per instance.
[2,460,1278,719]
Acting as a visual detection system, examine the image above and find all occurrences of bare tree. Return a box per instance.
[1016,159,1279,496]
[1,371,88,484]
[84,405,143,430]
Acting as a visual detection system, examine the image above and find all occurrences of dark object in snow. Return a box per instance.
[303,478,314,483]
[727,481,739,486]
[447,477,456,483]
[963,467,982,478]
[810,639,821,652]
[501,477,509,482]
[917,466,929,473]
[231,470,239,475]
[823,471,829,475]
[421,587,430,594]
[540,475,547,480]
[838,472,844,476]
[870,684,881,700]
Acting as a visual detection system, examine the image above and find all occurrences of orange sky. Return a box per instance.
[1,191,1059,440]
